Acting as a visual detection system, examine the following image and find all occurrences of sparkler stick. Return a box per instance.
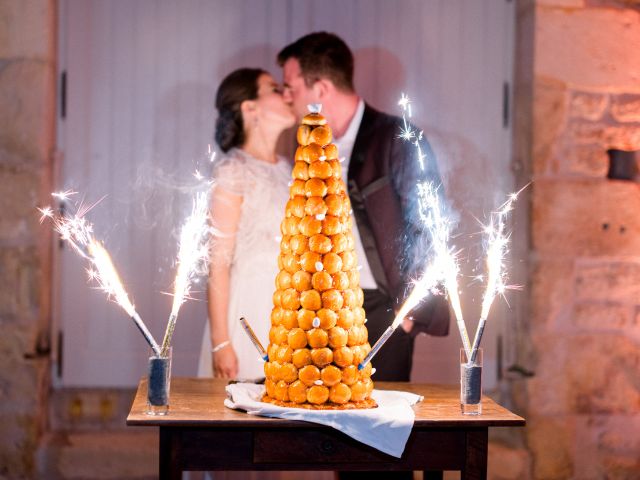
[88,241,162,356]
[160,191,211,356]
[239,317,269,361]
[359,326,394,370]
[38,196,162,356]
[468,186,527,364]
[358,266,439,370]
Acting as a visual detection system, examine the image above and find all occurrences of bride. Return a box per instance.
[198,68,295,380]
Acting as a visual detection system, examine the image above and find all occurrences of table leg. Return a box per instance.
[461,428,488,480]
[159,427,182,480]
[424,471,444,480]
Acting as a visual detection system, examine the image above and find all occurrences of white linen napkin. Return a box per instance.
[224,383,422,458]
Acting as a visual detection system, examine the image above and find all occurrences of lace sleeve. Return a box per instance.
[212,150,246,196]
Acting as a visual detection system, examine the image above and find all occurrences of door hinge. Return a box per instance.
[57,330,64,378]
[57,200,67,250]
[60,70,67,119]
[502,81,510,129]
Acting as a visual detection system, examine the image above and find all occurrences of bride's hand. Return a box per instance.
[213,344,238,379]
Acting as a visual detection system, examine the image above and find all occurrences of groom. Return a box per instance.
[278,32,450,383]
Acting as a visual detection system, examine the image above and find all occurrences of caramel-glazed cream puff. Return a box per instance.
[261,109,377,410]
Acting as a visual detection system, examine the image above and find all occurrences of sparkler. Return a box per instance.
[38,195,162,356]
[417,182,472,360]
[360,94,471,369]
[359,95,526,369]
[239,317,269,361]
[359,265,440,370]
[160,190,211,356]
[468,185,527,364]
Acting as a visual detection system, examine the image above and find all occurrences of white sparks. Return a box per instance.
[40,197,130,309]
[398,93,411,113]
[38,206,54,224]
[478,184,528,322]
[420,182,472,358]
[364,93,528,366]
[161,191,212,354]
[385,94,471,358]
[397,93,426,170]
[37,194,161,355]
[169,192,211,316]
[52,189,78,201]
[88,241,137,318]
[193,169,204,181]
[361,98,467,367]
[86,268,98,282]
[468,184,528,362]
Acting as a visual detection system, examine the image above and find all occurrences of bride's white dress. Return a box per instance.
[198,148,290,380]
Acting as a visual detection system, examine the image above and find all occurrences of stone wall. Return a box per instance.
[0,0,56,477]
[526,0,640,478]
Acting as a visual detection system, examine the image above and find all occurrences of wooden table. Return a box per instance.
[127,377,524,480]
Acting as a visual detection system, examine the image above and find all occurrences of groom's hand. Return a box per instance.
[401,317,414,334]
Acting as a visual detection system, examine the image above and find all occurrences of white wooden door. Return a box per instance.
[56,0,515,387]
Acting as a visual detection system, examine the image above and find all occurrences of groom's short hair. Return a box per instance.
[277,32,355,93]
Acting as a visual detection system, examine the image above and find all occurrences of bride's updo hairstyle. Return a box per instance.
[215,68,267,152]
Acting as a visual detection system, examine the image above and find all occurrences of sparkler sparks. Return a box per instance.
[360,94,526,369]
[397,93,426,170]
[160,191,211,355]
[52,189,78,201]
[417,182,472,359]
[468,184,528,363]
[39,192,161,355]
[361,95,467,369]
[38,206,54,224]
[86,240,138,317]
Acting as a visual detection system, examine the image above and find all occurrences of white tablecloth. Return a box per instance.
[224,383,422,458]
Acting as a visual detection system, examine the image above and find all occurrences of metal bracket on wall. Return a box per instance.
[60,70,67,119]
[503,81,510,129]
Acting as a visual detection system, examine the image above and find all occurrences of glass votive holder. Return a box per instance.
[460,348,482,415]
[147,347,172,416]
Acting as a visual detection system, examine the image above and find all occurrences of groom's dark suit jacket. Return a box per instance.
[347,104,450,338]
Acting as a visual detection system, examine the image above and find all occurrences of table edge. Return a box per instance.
[127,377,526,428]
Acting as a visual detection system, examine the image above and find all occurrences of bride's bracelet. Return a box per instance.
[211,340,231,354]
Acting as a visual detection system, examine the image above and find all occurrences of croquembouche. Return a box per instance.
[262,106,376,409]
